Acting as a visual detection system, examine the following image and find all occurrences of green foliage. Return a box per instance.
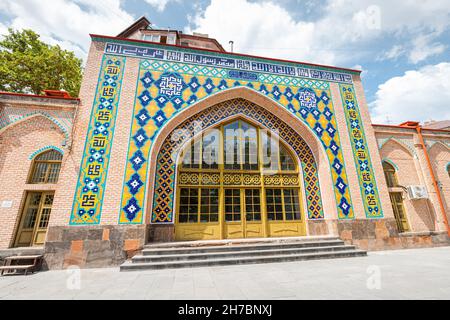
[0,29,83,97]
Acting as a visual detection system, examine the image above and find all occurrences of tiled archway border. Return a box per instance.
[151,98,323,222]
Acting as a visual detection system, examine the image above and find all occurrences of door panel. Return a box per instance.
[175,224,220,241]
[15,193,40,247]
[268,221,306,237]
[17,231,33,245]
[224,189,243,238]
[34,195,54,245]
[266,188,305,237]
[175,187,220,240]
[244,189,263,238]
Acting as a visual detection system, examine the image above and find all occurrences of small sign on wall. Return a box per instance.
[1,201,13,208]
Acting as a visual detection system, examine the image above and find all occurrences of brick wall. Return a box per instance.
[428,141,450,223]
[375,127,450,234]
[0,116,67,249]
[379,137,436,231]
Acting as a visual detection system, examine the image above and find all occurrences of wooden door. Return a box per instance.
[15,192,54,247]
[389,192,410,233]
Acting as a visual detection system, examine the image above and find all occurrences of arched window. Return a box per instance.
[382,161,398,188]
[180,120,297,172]
[29,150,63,184]
[447,164,450,178]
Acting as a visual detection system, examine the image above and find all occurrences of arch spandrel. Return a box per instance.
[0,113,69,142]
[428,141,450,156]
[380,137,416,159]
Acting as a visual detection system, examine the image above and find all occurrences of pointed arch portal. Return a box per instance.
[115,64,363,227]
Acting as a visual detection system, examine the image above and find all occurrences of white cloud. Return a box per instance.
[378,45,405,61]
[379,34,447,64]
[186,0,450,66]
[0,22,7,40]
[145,0,179,12]
[185,0,335,65]
[1,0,135,59]
[370,62,450,124]
[409,33,447,64]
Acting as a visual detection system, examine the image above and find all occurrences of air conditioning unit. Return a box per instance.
[407,185,429,200]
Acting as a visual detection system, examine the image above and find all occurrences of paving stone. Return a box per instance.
[1,247,449,299]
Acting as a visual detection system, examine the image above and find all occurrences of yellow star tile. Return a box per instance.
[150,86,159,98]
[148,101,159,116]
[163,102,176,119]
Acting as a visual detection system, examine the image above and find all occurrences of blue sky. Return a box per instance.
[1,0,449,124]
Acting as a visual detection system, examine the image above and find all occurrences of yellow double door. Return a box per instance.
[175,187,306,241]
[15,192,54,247]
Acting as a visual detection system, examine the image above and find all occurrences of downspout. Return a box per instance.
[416,125,450,237]
[68,98,81,154]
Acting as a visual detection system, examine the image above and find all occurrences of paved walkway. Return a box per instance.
[1,246,450,300]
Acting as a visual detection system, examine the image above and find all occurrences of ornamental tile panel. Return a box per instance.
[70,56,126,225]
[339,84,383,218]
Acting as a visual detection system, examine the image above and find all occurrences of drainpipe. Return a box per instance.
[68,98,81,154]
[414,124,450,237]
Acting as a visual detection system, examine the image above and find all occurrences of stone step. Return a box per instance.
[132,245,356,263]
[142,239,345,256]
[120,249,367,271]
[144,235,340,249]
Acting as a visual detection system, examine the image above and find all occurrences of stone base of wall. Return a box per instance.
[148,223,175,242]
[44,225,148,270]
[307,220,330,235]
[308,218,450,251]
[43,219,449,269]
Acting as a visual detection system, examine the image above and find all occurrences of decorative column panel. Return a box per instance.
[339,84,383,218]
[70,56,126,225]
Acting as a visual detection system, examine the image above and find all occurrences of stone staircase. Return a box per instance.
[120,236,366,271]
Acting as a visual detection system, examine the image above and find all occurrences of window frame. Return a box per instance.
[180,119,298,174]
[382,161,399,188]
[178,187,220,224]
[265,188,302,222]
[142,34,161,43]
[167,34,177,45]
[28,150,63,184]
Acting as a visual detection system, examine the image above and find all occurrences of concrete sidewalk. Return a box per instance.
[1,246,450,300]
